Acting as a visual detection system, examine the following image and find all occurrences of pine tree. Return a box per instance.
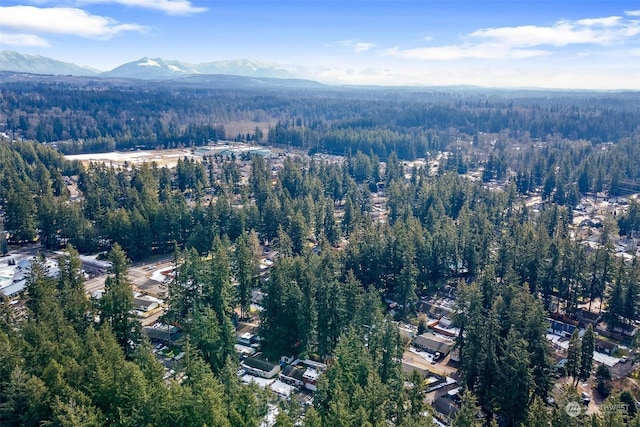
[25,255,60,326]
[234,231,258,319]
[189,307,234,374]
[606,263,626,329]
[342,196,358,236]
[623,261,639,323]
[316,280,344,356]
[4,182,37,243]
[523,396,551,427]
[302,407,322,427]
[620,390,637,418]
[274,410,295,427]
[407,371,426,418]
[598,393,627,427]
[578,324,595,384]
[324,202,340,246]
[596,364,612,397]
[0,367,50,426]
[290,212,308,256]
[0,221,9,255]
[100,244,140,358]
[50,396,103,427]
[566,329,581,386]
[275,225,293,257]
[496,328,532,425]
[452,389,481,427]
[206,236,234,319]
[57,245,91,334]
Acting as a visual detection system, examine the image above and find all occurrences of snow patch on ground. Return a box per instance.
[66,151,152,162]
[259,404,278,427]
[150,266,173,283]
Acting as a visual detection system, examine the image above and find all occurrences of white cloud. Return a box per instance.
[0,6,146,39]
[471,17,640,47]
[0,33,50,47]
[310,65,411,86]
[385,44,550,60]
[576,16,623,27]
[76,0,207,16]
[387,12,640,61]
[308,63,640,90]
[625,10,640,16]
[339,40,376,53]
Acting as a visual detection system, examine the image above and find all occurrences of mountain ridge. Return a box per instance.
[0,50,303,81]
[102,56,300,79]
[0,51,99,76]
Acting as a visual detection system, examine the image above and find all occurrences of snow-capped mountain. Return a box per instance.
[0,51,98,76]
[103,57,298,80]
[100,57,198,79]
[0,51,304,81]
[195,59,295,79]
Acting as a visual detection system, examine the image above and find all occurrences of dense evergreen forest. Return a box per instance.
[2,78,640,159]
[1,140,640,425]
[2,78,640,426]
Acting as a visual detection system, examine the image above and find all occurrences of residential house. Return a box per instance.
[302,367,320,391]
[241,357,281,379]
[576,309,602,327]
[133,293,161,316]
[280,365,306,388]
[612,323,638,338]
[547,318,578,338]
[595,338,619,356]
[432,396,459,423]
[416,299,454,319]
[238,332,256,346]
[413,333,454,357]
[432,316,459,338]
[401,360,432,379]
[143,322,181,343]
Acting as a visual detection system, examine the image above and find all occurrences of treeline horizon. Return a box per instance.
[1,79,640,158]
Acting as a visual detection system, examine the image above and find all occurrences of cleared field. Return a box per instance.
[65,148,198,169]
[223,121,273,139]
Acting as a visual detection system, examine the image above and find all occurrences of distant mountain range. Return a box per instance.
[102,57,298,79]
[0,50,304,81]
[0,51,99,76]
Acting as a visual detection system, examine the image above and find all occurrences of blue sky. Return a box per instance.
[1,0,639,88]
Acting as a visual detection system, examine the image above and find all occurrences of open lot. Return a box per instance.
[66,148,198,169]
